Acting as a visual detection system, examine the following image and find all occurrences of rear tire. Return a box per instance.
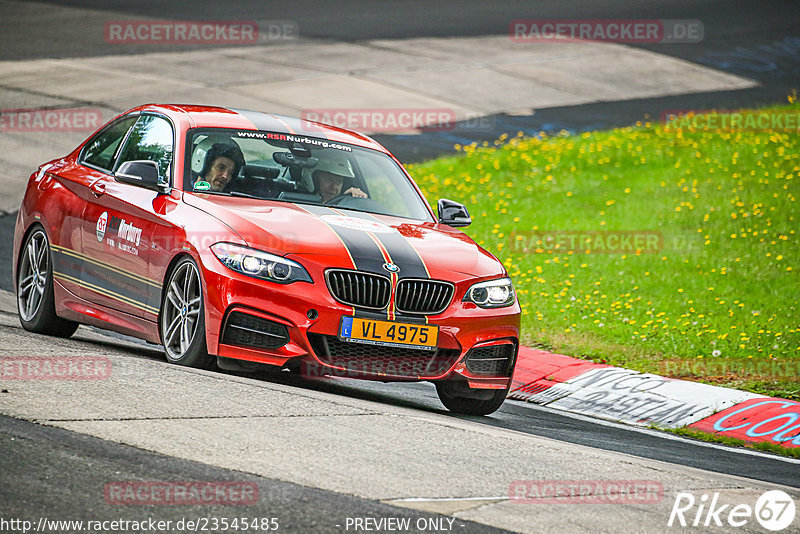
[436,381,508,416]
[16,227,78,337]
[160,257,215,370]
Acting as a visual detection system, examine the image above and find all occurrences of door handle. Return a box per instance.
[90,182,106,197]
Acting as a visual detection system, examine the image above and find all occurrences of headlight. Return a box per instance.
[463,278,516,308]
[211,243,312,284]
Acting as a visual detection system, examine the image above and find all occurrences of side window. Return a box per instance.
[81,116,138,171]
[115,115,174,184]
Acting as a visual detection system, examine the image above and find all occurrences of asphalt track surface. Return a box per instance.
[1,273,798,492]
[1,325,798,532]
[2,2,800,532]
[240,373,800,489]
[0,414,507,533]
[3,0,799,160]
[5,0,798,64]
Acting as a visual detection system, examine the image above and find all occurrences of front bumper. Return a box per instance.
[198,247,520,389]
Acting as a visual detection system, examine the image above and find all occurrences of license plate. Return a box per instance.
[339,317,438,351]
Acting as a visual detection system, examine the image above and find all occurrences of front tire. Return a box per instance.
[436,381,509,416]
[160,257,215,369]
[16,227,78,337]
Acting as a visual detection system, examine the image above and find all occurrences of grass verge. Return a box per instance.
[408,101,800,400]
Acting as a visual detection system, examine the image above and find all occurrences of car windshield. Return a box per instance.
[185,128,433,221]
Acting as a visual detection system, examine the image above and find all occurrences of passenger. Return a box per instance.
[198,142,245,192]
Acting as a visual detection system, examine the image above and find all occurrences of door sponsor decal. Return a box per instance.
[97,211,144,256]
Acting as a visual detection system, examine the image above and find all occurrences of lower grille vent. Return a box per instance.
[465,344,516,376]
[309,334,460,378]
[221,311,289,350]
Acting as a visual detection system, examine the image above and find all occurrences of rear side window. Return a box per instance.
[81,116,138,171]
[115,115,175,184]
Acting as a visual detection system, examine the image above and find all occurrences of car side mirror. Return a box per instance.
[437,198,472,227]
[116,160,168,193]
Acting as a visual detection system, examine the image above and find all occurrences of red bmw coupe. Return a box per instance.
[13,104,520,414]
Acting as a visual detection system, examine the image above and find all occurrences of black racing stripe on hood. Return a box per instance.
[229,109,326,138]
[228,108,285,132]
[301,205,389,275]
[333,211,429,280]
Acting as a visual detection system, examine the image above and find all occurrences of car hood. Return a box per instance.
[183,194,505,282]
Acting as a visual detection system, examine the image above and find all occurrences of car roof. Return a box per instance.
[130,104,389,153]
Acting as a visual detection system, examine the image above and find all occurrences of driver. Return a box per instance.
[198,142,245,192]
[312,156,366,203]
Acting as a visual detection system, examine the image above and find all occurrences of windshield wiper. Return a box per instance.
[190,190,264,200]
[227,191,262,199]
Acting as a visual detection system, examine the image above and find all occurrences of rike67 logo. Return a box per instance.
[669,490,796,531]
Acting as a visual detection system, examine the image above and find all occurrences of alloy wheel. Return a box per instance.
[18,230,49,322]
[161,261,203,361]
